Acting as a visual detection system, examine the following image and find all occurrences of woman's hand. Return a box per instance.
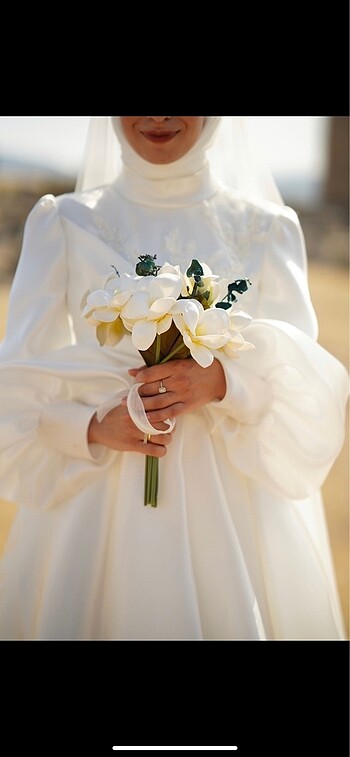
[127,358,227,424]
[88,404,173,457]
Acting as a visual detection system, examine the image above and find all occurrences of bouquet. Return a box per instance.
[81,255,253,507]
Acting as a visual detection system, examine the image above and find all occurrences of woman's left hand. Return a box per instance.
[127,358,227,423]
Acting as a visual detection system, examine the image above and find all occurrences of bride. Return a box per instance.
[0,116,348,640]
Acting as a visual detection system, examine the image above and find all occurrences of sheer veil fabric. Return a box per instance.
[0,116,348,640]
[76,116,284,205]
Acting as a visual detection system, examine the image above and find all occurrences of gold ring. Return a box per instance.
[143,433,152,444]
[158,381,167,394]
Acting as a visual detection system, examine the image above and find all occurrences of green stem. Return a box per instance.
[160,341,186,364]
[143,333,183,507]
[144,454,159,507]
[155,334,161,364]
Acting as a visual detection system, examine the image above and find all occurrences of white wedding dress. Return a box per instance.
[0,140,348,639]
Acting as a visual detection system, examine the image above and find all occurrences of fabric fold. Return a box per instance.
[205,319,349,500]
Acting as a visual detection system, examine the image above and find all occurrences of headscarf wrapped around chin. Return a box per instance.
[110,116,222,179]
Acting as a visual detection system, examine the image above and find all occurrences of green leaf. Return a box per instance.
[135,254,160,277]
[186,259,204,281]
[228,278,252,294]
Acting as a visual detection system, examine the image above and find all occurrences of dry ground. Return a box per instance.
[0,262,348,636]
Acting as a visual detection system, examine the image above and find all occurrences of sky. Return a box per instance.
[0,117,330,204]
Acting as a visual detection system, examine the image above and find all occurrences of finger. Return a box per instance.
[137,441,169,458]
[134,364,173,384]
[137,433,172,446]
[147,432,173,445]
[128,367,144,376]
[141,395,176,411]
[138,381,172,398]
[147,403,185,423]
[147,421,172,432]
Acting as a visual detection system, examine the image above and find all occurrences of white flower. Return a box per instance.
[158,262,181,277]
[171,300,229,367]
[184,261,230,307]
[227,309,252,331]
[121,273,182,351]
[81,274,134,319]
[223,309,255,357]
[81,273,134,346]
[172,300,254,367]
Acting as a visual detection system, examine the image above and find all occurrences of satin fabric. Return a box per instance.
[0,151,348,639]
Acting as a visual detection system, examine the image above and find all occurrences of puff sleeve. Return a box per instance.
[0,196,124,510]
[205,206,349,499]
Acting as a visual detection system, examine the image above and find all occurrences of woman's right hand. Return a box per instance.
[87,404,173,457]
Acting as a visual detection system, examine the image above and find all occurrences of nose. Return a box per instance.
[149,116,172,123]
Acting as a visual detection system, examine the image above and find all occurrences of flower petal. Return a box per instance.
[172,313,186,335]
[197,307,230,336]
[148,297,177,319]
[221,343,240,358]
[182,332,194,350]
[87,290,112,308]
[210,279,230,305]
[131,320,157,351]
[80,290,90,312]
[188,342,214,368]
[201,262,214,277]
[149,273,182,302]
[110,289,133,308]
[171,299,202,334]
[229,310,252,330]
[96,322,109,346]
[81,303,94,319]
[92,310,119,323]
[228,330,246,346]
[195,334,230,349]
[122,292,150,320]
[105,318,125,346]
[237,340,255,351]
[159,262,181,276]
[157,314,173,335]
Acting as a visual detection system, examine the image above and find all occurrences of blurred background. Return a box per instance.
[0,117,348,635]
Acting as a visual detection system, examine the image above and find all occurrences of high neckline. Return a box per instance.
[110,117,222,208]
[112,162,221,208]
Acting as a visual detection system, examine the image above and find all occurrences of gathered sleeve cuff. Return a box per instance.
[204,319,349,500]
[39,401,106,462]
[0,358,131,510]
[210,355,273,428]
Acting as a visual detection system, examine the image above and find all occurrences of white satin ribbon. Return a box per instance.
[96,382,175,436]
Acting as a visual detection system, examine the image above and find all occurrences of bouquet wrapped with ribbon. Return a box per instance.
[81,256,254,507]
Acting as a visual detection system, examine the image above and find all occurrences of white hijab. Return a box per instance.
[76,116,283,206]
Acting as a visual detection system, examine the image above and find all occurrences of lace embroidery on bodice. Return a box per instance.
[164,229,197,267]
[92,211,201,271]
[92,191,273,279]
[92,212,139,267]
[199,195,272,274]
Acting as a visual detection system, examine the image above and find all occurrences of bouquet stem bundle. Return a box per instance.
[81,255,253,509]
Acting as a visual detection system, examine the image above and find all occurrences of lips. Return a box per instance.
[141,130,180,144]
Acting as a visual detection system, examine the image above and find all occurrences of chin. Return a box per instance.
[144,148,183,165]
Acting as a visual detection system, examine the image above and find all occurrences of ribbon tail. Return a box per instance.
[127,382,176,436]
[96,390,127,422]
